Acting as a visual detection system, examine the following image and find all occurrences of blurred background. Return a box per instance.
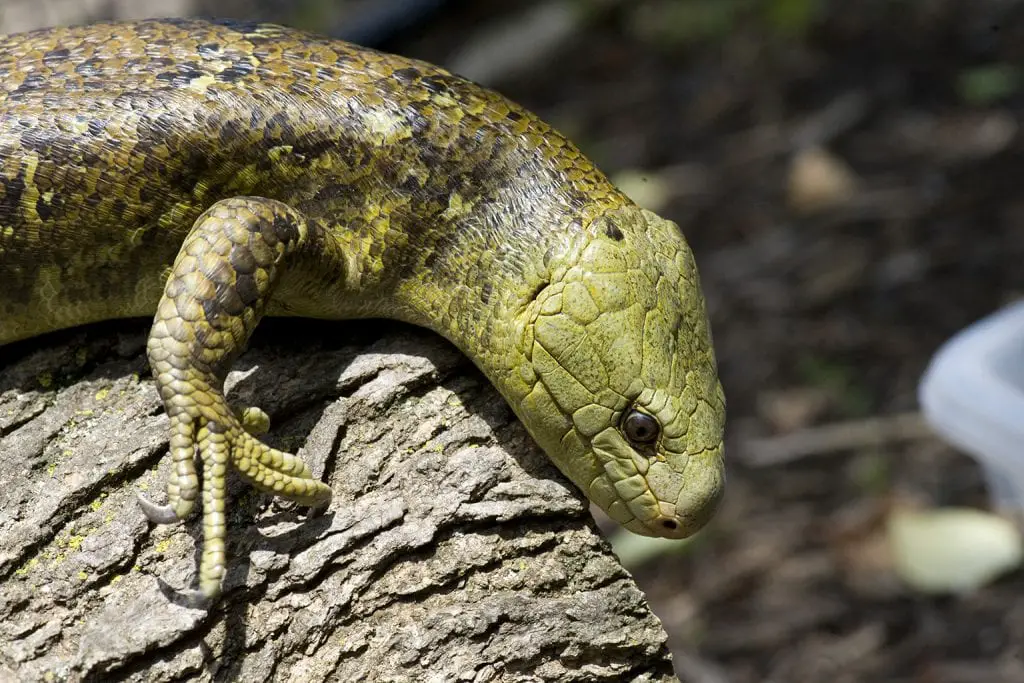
[3,1,1023,681]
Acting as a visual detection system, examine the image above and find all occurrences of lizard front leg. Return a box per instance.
[141,196,340,603]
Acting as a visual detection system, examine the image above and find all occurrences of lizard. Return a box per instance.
[0,17,726,603]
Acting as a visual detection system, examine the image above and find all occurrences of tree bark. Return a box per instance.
[0,321,681,682]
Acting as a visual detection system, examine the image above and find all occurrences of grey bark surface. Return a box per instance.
[0,321,681,682]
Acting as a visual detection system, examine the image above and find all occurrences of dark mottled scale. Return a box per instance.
[0,18,635,602]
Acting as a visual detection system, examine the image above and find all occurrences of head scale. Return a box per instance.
[515,206,725,539]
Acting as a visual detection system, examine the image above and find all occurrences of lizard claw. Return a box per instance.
[137,493,182,524]
[156,577,213,610]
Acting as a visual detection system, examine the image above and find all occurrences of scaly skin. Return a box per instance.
[0,18,726,602]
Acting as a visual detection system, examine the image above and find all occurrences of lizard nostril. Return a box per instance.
[661,519,678,531]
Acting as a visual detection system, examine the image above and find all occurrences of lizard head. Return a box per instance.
[513,205,725,539]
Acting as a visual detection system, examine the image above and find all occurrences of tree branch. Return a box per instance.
[0,322,680,682]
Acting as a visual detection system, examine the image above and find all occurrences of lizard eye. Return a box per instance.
[622,410,660,445]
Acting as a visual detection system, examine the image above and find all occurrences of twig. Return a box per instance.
[739,412,936,467]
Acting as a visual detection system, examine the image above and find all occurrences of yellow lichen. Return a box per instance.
[14,557,39,576]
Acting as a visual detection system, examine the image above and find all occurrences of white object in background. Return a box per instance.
[888,506,1023,594]
[919,299,1024,511]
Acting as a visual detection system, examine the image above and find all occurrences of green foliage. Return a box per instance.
[850,452,891,495]
[957,64,1022,106]
[630,0,824,46]
[796,355,874,417]
[289,0,337,31]
[610,528,698,568]
[761,0,820,37]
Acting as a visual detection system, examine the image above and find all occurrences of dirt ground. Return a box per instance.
[4,1,1024,681]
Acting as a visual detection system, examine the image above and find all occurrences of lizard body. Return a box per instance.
[0,18,725,601]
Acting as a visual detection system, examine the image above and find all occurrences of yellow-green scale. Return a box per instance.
[0,18,725,602]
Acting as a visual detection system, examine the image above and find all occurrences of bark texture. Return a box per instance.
[0,322,680,682]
